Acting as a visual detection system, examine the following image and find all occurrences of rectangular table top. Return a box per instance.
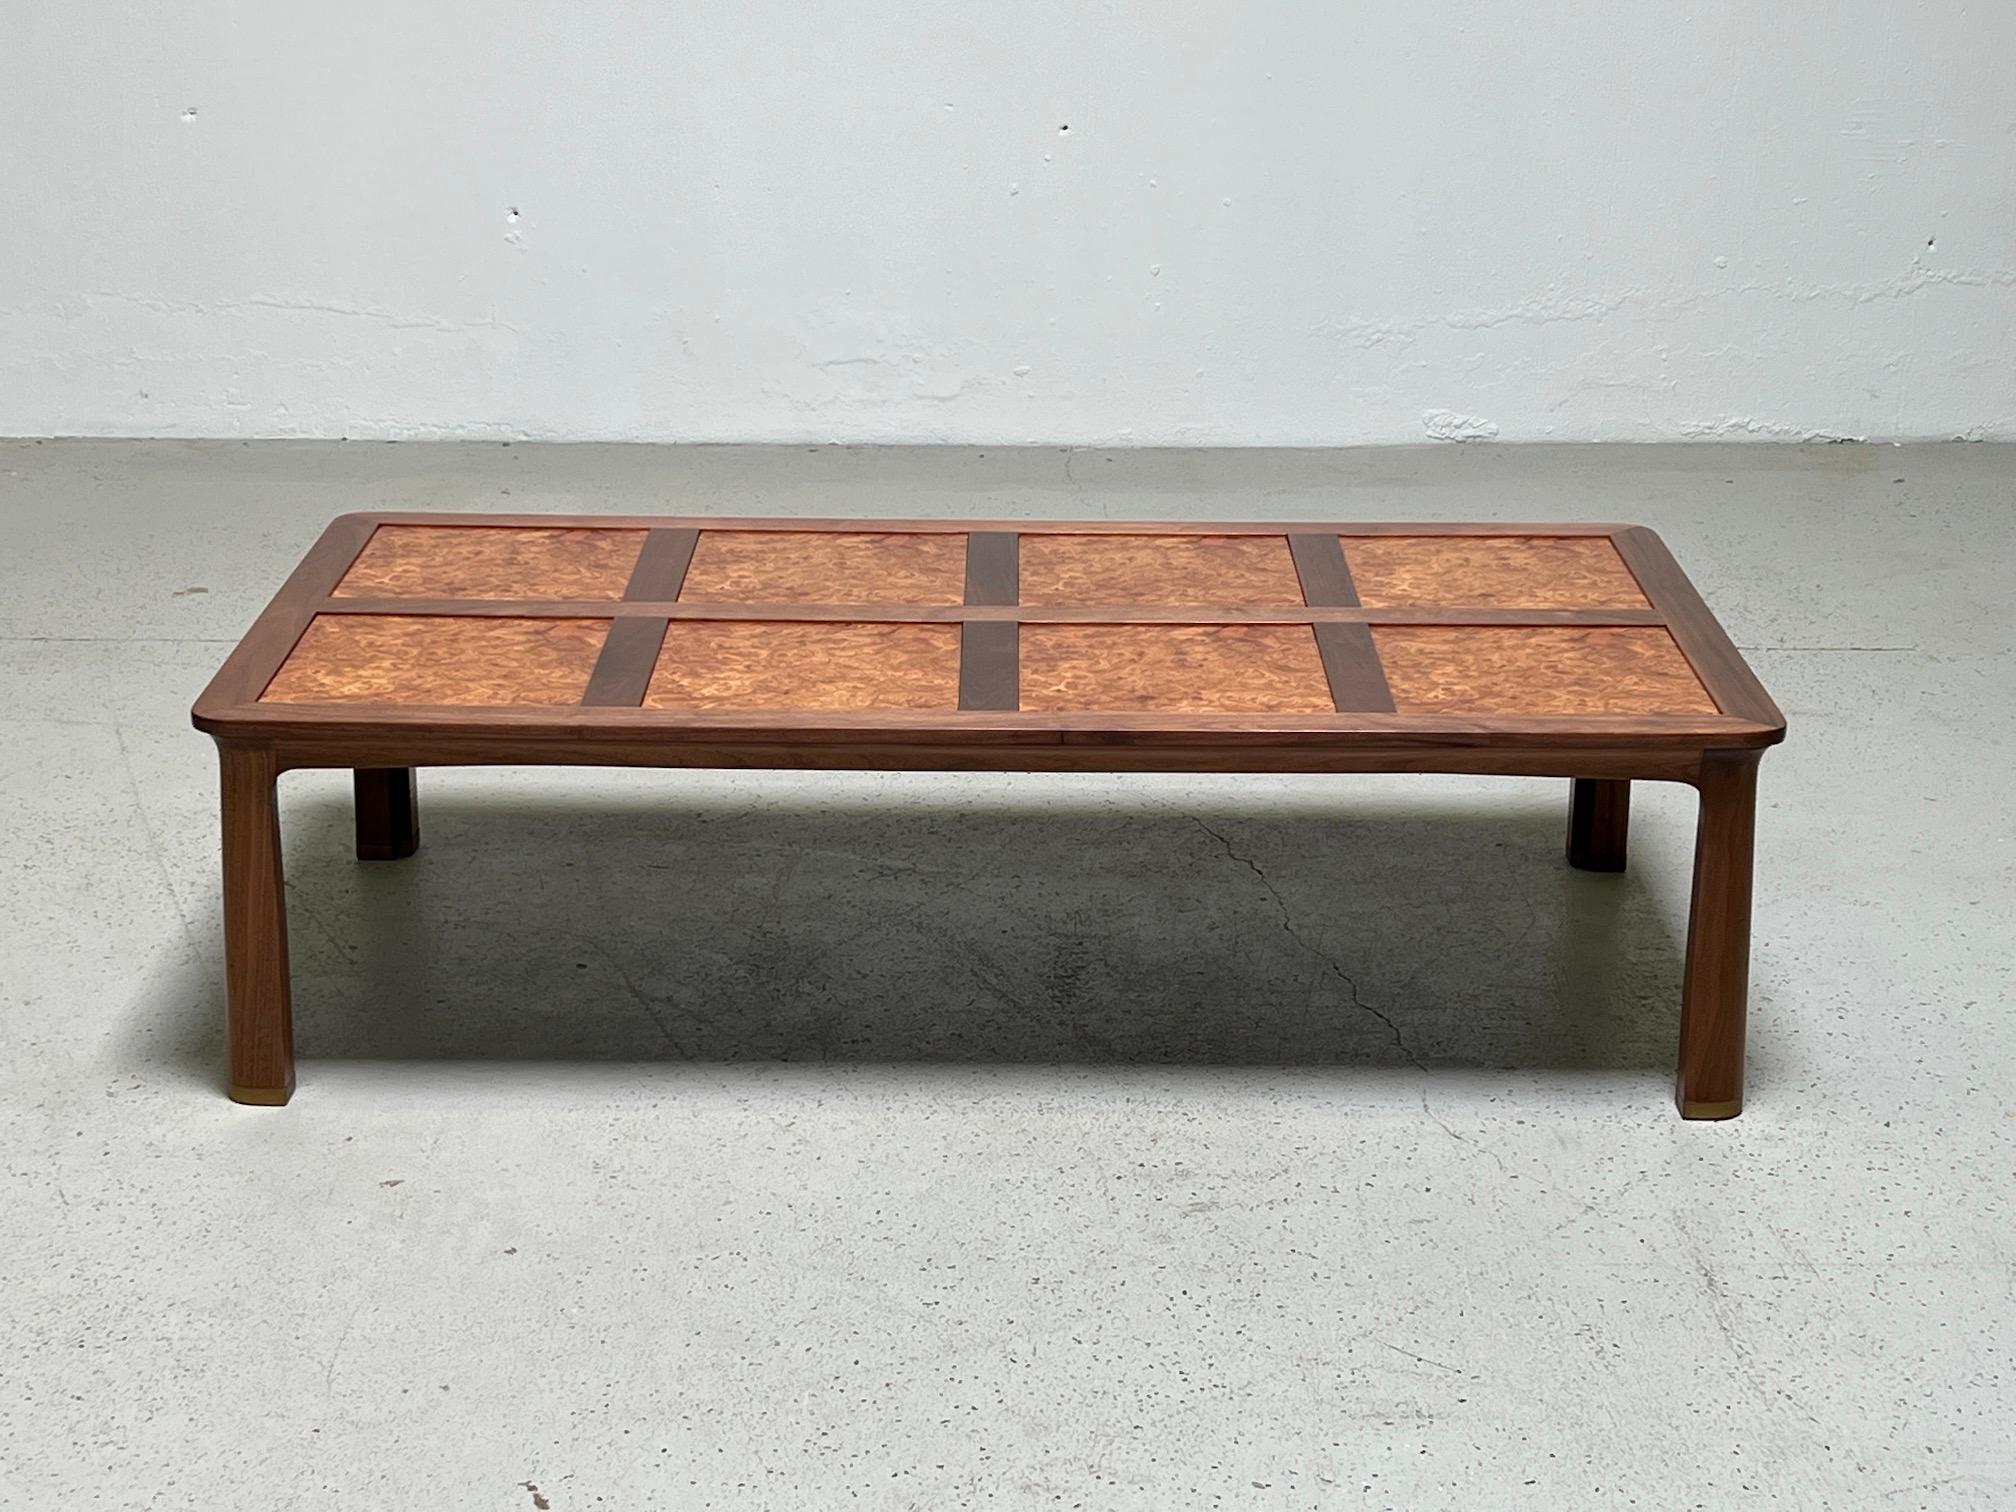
[192,513,1784,769]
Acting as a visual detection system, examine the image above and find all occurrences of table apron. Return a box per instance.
[235,734,1708,784]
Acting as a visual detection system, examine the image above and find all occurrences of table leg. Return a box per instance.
[1676,751,1761,1120]
[1566,778,1630,871]
[220,743,294,1105]
[354,767,419,860]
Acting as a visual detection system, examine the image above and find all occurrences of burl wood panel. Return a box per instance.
[1020,535,1306,608]
[1343,536,1649,609]
[643,622,962,710]
[1020,625,1334,713]
[261,616,611,705]
[1371,627,1717,715]
[677,531,968,606]
[332,526,646,600]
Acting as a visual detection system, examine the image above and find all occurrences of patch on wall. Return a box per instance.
[1421,409,1501,442]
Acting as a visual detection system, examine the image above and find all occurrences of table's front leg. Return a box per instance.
[1676,750,1762,1119]
[219,742,294,1105]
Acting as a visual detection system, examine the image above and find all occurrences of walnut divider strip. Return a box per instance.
[1288,533,1361,608]
[964,531,1019,605]
[1310,624,1396,713]
[1289,533,1394,712]
[957,623,1016,710]
[580,619,667,707]
[581,528,695,706]
[958,531,1020,710]
[624,528,699,601]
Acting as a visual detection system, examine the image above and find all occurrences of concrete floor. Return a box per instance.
[2,440,2010,1509]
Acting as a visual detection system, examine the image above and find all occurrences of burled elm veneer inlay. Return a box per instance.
[332,526,646,600]
[1343,536,1650,609]
[261,616,611,705]
[1020,624,1334,713]
[1019,535,1306,608]
[677,531,968,606]
[1371,626,1717,715]
[643,622,963,710]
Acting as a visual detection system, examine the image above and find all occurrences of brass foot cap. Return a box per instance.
[1678,1097,1741,1120]
[228,1081,295,1106]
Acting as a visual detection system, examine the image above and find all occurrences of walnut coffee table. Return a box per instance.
[193,514,1784,1116]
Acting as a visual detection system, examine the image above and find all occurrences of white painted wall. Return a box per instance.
[4,4,2013,445]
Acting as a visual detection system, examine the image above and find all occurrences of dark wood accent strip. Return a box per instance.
[964,531,1019,605]
[624,528,698,601]
[581,617,669,707]
[203,705,1761,741]
[357,512,1632,538]
[1311,623,1396,713]
[958,621,1019,711]
[193,514,380,715]
[312,599,1666,627]
[256,726,1706,782]
[1610,527,1784,731]
[1289,533,1361,607]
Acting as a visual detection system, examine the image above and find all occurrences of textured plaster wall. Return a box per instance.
[3,3,2013,445]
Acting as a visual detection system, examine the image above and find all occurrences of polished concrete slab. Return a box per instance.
[2,441,2010,1508]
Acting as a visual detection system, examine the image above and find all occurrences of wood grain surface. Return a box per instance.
[1020,624,1334,713]
[261,615,611,706]
[643,621,963,711]
[332,525,646,600]
[1020,534,1305,608]
[1372,626,1717,715]
[1344,535,1649,608]
[678,531,967,605]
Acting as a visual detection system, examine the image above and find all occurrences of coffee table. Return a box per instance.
[192,514,1784,1116]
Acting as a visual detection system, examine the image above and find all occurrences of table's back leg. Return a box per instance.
[1566,778,1630,871]
[354,768,419,860]
[1676,751,1761,1119]
[220,743,295,1105]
